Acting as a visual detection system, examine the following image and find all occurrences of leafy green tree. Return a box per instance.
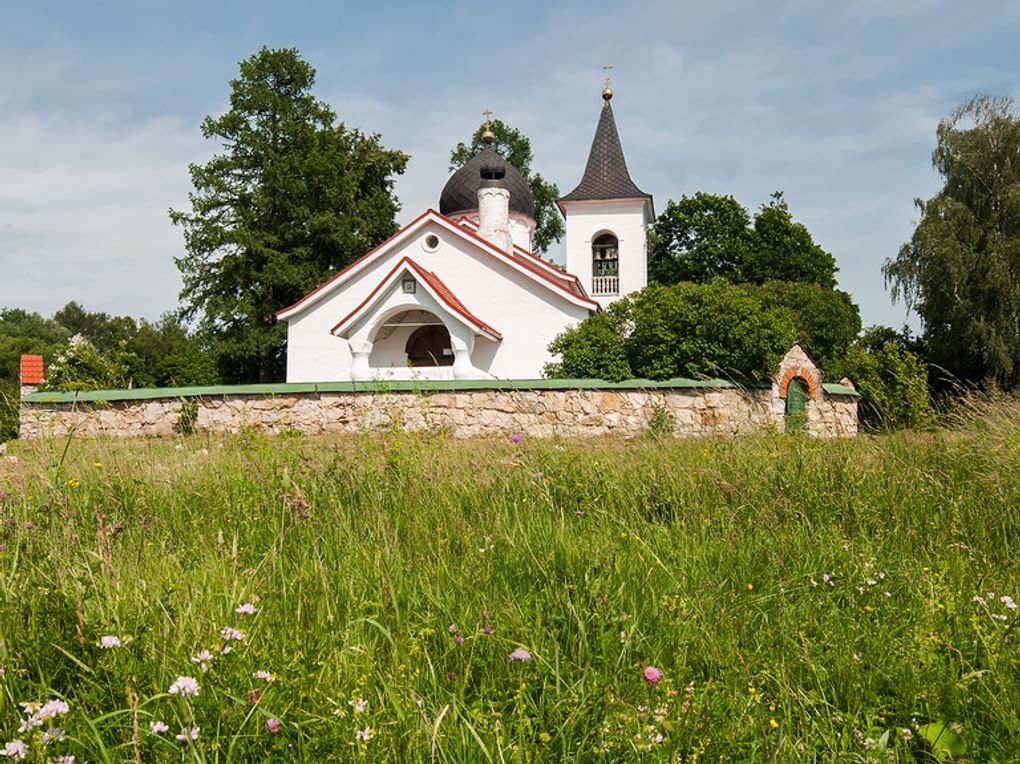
[884,95,1020,386]
[1,308,70,440]
[648,193,753,284]
[545,303,632,381]
[649,192,837,288]
[546,282,797,382]
[754,282,861,369]
[171,47,408,383]
[832,336,934,431]
[450,119,564,254]
[40,335,141,392]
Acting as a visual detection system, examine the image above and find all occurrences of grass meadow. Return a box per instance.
[1,401,1019,762]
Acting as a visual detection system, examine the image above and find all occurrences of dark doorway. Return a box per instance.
[405,325,454,367]
[785,377,807,433]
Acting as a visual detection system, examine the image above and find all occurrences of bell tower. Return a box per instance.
[558,70,653,308]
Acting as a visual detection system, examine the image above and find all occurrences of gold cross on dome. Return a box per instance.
[482,109,493,128]
[602,64,613,90]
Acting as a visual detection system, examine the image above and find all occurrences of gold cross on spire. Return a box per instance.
[481,109,495,144]
[602,64,614,100]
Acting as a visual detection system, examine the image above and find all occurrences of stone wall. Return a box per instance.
[20,383,857,440]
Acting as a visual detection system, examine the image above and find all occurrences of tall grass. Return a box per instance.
[0,415,1018,761]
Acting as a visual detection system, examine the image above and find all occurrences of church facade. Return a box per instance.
[277,87,649,382]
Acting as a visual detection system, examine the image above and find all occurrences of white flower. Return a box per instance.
[51,755,75,764]
[40,727,64,744]
[355,726,374,742]
[175,726,200,742]
[235,602,257,615]
[38,701,69,720]
[0,739,28,760]
[97,636,122,649]
[168,676,200,698]
[974,594,988,606]
[220,627,245,642]
[1001,595,1017,611]
[253,670,275,682]
[149,721,169,735]
[348,698,367,714]
[191,650,214,671]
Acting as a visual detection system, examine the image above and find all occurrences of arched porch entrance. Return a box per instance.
[368,309,454,371]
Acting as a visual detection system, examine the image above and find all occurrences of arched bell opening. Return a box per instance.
[591,232,619,295]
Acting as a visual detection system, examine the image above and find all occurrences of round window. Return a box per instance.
[423,234,440,252]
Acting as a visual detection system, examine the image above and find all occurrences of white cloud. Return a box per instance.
[0,114,208,319]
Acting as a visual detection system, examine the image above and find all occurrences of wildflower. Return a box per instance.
[175,726,199,742]
[168,676,200,698]
[235,602,257,616]
[448,623,459,634]
[865,578,877,586]
[648,731,664,744]
[455,635,465,645]
[253,670,275,682]
[480,624,494,635]
[0,740,28,760]
[220,627,245,642]
[769,718,779,729]
[509,647,532,662]
[52,756,75,764]
[643,666,662,684]
[510,433,522,444]
[348,698,368,714]
[40,728,64,744]
[264,718,281,734]
[247,689,261,704]
[355,726,374,742]
[1001,595,1017,611]
[97,635,122,649]
[149,721,169,735]
[993,613,1008,622]
[191,650,214,671]
[746,583,753,590]
[222,645,232,655]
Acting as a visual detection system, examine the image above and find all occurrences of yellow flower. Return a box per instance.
[538,732,552,744]
[93,462,102,469]
[769,718,779,729]
[746,583,753,590]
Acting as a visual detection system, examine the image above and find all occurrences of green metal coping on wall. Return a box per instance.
[22,378,859,404]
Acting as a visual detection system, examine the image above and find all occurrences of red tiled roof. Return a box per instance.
[20,354,44,384]
[330,256,502,341]
[277,209,598,320]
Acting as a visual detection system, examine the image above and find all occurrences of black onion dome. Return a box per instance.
[440,145,534,218]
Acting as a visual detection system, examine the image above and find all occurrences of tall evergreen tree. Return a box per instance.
[170,47,408,382]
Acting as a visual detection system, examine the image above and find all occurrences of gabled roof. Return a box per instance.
[558,98,651,211]
[331,256,502,341]
[276,209,598,321]
[453,216,582,289]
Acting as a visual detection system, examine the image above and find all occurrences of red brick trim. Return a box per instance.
[778,367,820,400]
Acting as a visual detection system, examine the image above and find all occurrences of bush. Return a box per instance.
[547,282,798,382]
[833,341,934,431]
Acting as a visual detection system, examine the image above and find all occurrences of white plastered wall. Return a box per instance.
[562,199,651,308]
[283,219,593,382]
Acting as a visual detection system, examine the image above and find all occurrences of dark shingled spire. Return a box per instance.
[559,98,650,205]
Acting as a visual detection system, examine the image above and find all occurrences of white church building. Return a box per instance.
[276,85,653,382]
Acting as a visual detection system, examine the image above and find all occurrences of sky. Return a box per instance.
[1,0,1018,332]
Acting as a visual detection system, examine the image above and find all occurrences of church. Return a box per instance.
[276,82,653,382]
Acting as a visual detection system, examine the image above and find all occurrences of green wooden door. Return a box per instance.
[786,378,807,434]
